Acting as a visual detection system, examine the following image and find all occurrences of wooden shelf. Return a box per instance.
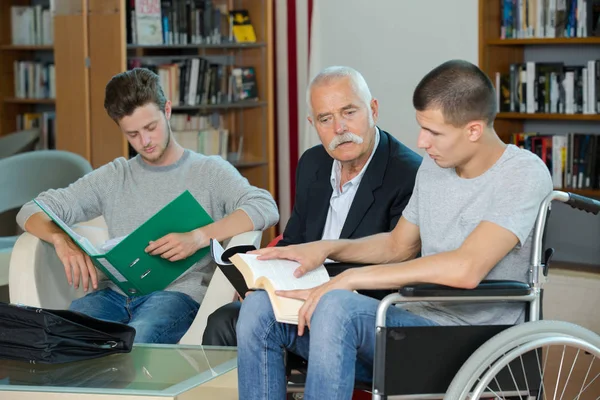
[497,112,600,121]
[232,160,268,169]
[127,42,266,50]
[487,38,600,45]
[172,101,267,111]
[0,45,53,50]
[3,97,55,104]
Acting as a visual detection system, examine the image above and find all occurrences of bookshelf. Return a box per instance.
[479,0,600,198]
[0,0,56,146]
[1,0,276,242]
[86,0,275,242]
[85,0,275,185]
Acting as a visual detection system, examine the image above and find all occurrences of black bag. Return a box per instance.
[0,302,136,364]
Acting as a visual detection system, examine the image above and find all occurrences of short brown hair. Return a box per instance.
[412,60,497,127]
[104,68,167,122]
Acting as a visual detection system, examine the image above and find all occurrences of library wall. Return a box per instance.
[303,0,479,154]
[522,46,600,265]
[307,0,599,267]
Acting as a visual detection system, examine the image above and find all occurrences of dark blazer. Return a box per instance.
[277,128,422,300]
[279,128,422,247]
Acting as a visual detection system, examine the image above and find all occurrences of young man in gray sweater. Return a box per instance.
[16,68,279,344]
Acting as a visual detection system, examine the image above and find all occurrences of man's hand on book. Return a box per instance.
[52,234,98,292]
[250,242,328,278]
[276,274,353,336]
[145,230,208,262]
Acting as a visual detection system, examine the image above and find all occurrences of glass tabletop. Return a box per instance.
[0,344,237,396]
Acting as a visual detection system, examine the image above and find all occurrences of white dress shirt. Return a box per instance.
[320,128,380,240]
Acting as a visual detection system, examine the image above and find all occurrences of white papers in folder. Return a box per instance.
[35,200,100,256]
[99,236,126,252]
[210,238,228,265]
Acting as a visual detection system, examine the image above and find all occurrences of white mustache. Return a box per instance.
[328,132,364,151]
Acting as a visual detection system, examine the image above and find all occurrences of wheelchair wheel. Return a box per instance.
[444,320,600,400]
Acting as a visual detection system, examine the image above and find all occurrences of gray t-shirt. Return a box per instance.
[16,150,279,304]
[402,144,553,326]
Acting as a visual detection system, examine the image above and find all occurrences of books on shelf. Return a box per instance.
[129,58,258,107]
[500,0,600,39]
[128,0,235,45]
[229,10,257,43]
[511,132,600,190]
[210,239,330,325]
[13,61,55,100]
[16,112,56,150]
[495,60,599,114]
[10,5,54,46]
[35,190,214,297]
[134,0,164,45]
[173,128,229,159]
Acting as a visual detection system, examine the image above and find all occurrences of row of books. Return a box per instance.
[495,60,599,114]
[16,112,56,150]
[13,61,56,100]
[129,58,258,107]
[10,5,54,45]
[500,0,600,39]
[170,112,231,130]
[127,0,256,45]
[172,113,234,160]
[174,128,230,160]
[512,132,600,189]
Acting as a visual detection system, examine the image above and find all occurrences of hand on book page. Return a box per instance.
[229,253,330,324]
[249,241,329,279]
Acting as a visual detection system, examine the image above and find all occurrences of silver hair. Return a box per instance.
[306,66,373,117]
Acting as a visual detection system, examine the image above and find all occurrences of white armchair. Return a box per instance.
[8,216,260,345]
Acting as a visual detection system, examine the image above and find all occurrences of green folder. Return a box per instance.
[34,190,214,297]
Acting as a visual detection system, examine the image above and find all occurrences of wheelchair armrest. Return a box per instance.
[399,280,531,297]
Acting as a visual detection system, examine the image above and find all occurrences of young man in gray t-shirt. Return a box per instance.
[234,60,553,400]
[16,68,279,344]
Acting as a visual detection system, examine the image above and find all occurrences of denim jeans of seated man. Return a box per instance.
[236,289,438,400]
[69,288,200,344]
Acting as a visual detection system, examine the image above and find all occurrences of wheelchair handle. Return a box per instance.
[565,192,600,215]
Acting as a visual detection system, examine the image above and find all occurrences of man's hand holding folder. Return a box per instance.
[145,230,209,262]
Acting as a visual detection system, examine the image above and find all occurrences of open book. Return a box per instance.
[228,252,330,324]
[35,190,214,297]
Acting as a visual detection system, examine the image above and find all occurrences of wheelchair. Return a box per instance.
[370,190,600,399]
[287,190,600,399]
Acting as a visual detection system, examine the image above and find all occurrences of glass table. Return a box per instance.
[0,344,238,399]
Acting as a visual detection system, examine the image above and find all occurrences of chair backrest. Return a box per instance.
[0,150,93,215]
[267,233,283,247]
[0,129,40,159]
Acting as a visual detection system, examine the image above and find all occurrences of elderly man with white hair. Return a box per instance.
[201,65,421,344]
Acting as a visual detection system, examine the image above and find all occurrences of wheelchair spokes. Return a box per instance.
[443,321,600,400]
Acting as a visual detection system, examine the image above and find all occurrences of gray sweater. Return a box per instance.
[16,150,279,303]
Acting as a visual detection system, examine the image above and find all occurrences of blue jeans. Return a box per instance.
[69,288,199,344]
[236,290,438,400]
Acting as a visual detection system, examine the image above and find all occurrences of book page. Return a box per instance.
[236,254,329,291]
[210,238,228,265]
[34,199,100,256]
